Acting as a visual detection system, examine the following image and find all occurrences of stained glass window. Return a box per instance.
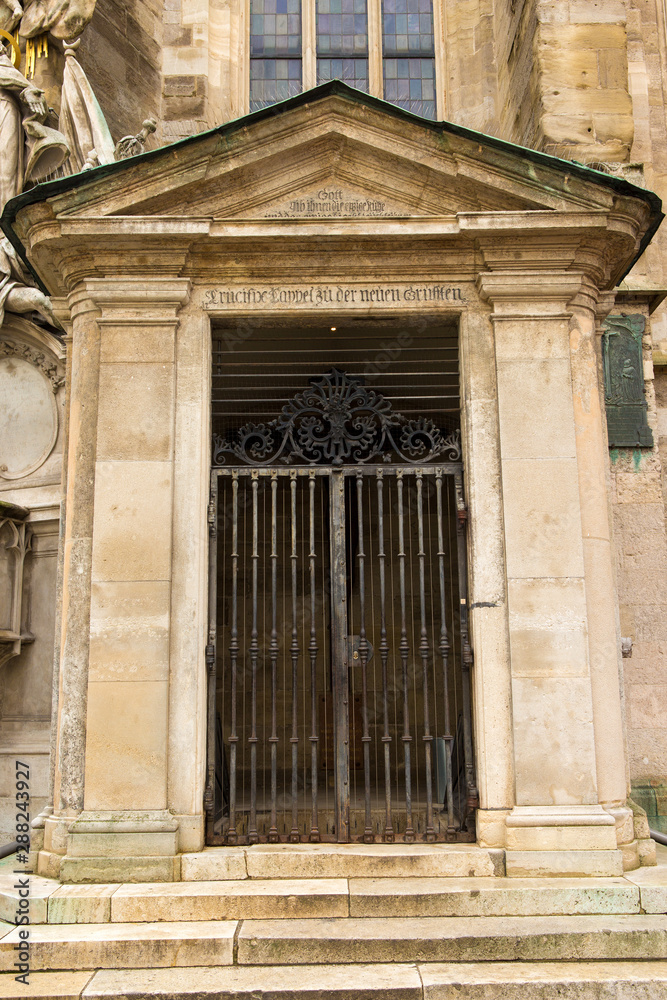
[248,0,439,115]
[317,0,369,93]
[382,0,435,118]
[250,0,303,110]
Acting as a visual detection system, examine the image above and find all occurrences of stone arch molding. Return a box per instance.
[0,326,65,481]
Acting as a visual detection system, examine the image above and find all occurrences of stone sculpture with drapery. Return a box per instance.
[0,0,117,329]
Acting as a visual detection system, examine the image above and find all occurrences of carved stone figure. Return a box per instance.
[0,2,23,33]
[0,42,51,206]
[0,236,60,328]
[5,1,96,40]
[0,3,107,330]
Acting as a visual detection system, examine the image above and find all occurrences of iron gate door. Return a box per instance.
[205,371,477,844]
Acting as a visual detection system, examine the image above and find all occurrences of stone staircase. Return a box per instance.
[1,844,666,998]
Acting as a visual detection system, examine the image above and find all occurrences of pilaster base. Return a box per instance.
[505,806,623,876]
[61,810,181,883]
[476,809,510,848]
[37,849,63,879]
[60,854,181,883]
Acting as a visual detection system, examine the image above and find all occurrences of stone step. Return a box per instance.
[2,913,665,972]
[110,878,350,921]
[0,920,237,972]
[3,870,663,928]
[182,844,503,880]
[42,874,648,924]
[418,961,667,999]
[4,961,667,999]
[238,913,667,965]
[346,875,642,918]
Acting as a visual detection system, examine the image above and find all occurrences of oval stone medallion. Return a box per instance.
[0,355,58,479]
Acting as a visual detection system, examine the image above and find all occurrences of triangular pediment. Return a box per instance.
[8,81,659,229]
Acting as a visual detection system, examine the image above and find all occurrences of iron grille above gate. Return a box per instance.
[206,368,477,844]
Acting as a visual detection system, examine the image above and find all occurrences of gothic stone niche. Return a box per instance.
[0,501,33,668]
[602,315,654,449]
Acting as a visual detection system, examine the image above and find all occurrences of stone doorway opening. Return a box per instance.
[205,319,478,844]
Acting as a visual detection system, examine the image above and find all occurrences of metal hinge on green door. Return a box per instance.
[601,314,654,449]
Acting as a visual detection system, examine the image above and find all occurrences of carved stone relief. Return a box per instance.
[602,314,654,449]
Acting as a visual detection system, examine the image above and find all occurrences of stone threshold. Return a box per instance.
[4,960,667,1000]
[182,843,505,880]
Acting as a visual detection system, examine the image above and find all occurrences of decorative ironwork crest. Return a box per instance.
[212,368,461,466]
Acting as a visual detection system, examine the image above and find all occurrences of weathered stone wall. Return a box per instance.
[77,0,163,145]
[532,0,634,162]
[160,0,237,142]
[496,0,541,148]
[608,317,667,832]
[0,520,59,844]
[607,0,667,833]
[443,0,500,133]
[0,324,66,845]
[624,351,667,833]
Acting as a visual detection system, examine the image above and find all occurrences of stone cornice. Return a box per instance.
[477,271,591,316]
[68,278,192,325]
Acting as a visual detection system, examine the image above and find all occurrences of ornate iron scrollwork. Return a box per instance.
[212,368,461,466]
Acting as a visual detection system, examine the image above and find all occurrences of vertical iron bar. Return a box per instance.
[289,471,301,842]
[204,472,218,843]
[268,473,280,842]
[330,471,349,842]
[454,470,479,828]
[376,471,393,842]
[436,471,456,839]
[308,472,320,842]
[396,471,414,842]
[356,472,373,843]
[248,471,260,844]
[227,472,239,845]
[417,471,436,841]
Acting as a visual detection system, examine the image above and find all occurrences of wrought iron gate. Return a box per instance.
[205,370,477,844]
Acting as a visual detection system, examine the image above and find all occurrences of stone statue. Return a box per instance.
[0,236,60,328]
[0,1,96,39]
[0,1,104,331]
[0,3,23,33]
[0,40,51,206]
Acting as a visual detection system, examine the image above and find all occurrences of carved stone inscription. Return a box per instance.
[204,282,465,310]
[264,188,401,219]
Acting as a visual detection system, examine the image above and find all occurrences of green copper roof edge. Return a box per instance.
[2,78,663,292]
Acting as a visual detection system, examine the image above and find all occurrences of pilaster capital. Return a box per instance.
[476,271,590,318]
[565,275,616,323]
[71,277,193,326]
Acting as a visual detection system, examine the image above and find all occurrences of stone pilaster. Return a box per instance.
[43,277,192,883]
[568,282,642,870]
[478,271,622,878]
[40,292,102,877]
[459,305,515,848]
[166,295,210,853]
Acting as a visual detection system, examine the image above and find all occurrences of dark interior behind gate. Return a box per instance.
[205,319,478,844]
